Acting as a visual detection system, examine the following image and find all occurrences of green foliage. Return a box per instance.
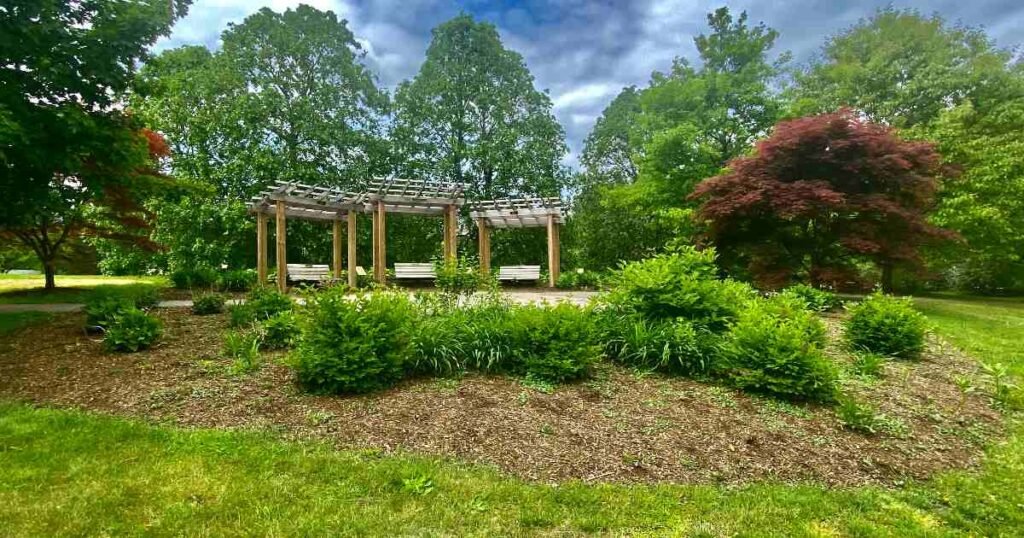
[291,290,418,394]
[260,311,299,350]
[850,352,886,378]
[434,257,490,302]
[223,330,262,374]
[103,309,162,353]
[600,312,716,375]
[170,266,218,289]
[979,362,1021,410]
[603,247,755,330]
[721,296,838,402]
[556,268,605,290]
[218,269,257,292]
[84,287,160,328]
[227,287,293,327]
[845,293,927,359]
[391,14,567,199]
[192,293,226,315]
[512,303,602,383]
[779,284,840,312]
[835,397,909,437]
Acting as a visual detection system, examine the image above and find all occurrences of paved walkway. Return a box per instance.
[0,291,600,313]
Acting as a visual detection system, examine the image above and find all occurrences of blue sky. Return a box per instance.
[155,0,1024,166]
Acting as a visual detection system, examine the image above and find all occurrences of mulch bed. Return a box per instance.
[0,308,1003,486]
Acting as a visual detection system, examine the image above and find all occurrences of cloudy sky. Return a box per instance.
[155,0,1024,166]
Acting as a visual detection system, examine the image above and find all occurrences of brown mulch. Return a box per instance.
[0,308,1002,486]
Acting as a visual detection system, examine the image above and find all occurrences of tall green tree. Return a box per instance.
[134,5,388,197]
[0,0,188,288]
[579,87,642,186]
[392,14,568,199]
[791,8,1013,128]
[569,8,785,270]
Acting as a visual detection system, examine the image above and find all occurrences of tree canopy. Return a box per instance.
[692,110,953,291]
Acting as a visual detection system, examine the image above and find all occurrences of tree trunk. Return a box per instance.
[880,263,894,294]
[43,260,56,290]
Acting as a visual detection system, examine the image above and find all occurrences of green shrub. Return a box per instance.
[192,293,226,315]
[229,286,293,327]
[291,290,418,394]
[260,311,299,350]
[600,310,716,375]
[845,293,927,359]
[170,266,218,289]
[556,269,605,290]
[835,397,909,436]
[85,297,134,328]
[721,296,838,401]
[850,352,886,378]
[779,284,840,312]
[434,256,491,300]
[512,303,602,383]
[103,309,162,352]
[124,286,161,309]
[218,269,257,292]
[223,329,262,374]
[604,247,755,331]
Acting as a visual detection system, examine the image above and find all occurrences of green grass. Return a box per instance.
[0,275,167,304]
[915,296,1024,377]
[0,294,1022,536]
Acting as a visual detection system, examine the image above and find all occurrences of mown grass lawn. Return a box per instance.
[0,295,1022,536]
[0,274,167,304]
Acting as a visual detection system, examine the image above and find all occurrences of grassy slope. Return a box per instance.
[0,296,1022,536]
[0,275,167,304]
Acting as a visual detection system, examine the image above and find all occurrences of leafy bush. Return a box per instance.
[229,286,293,327]
[845,293,927,359]
[170,266,218,289]
[103,309,162,352]
[721,296,838,401]
[779,284,840,312]
[603,247,755,331]
[511,303,602,383]
[85,297,134,328]
[223,329,262,374]
[84,286,161,327]
[192,293,226,315]
[260,311,299,350]
[434,256,491,300]
[599,310,717,375]
[556,269,605,290]
[218,269,257,292]
[291,290,418,394]
[835,397,909,436]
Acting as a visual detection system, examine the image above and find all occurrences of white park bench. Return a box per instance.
[286,264,331,284]
[394,263,436,280]
[498,265,541,283]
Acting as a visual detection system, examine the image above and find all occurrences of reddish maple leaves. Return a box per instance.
[691,110,956,291]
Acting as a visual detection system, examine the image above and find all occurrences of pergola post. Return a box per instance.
[373,200,387,283]
[443,204,458,262]
[275,200,287,292]
[347,211,357,288]
[477,217,490,276]
[547,213,560,288]
[256,211,268,284]
[332,216,343,280]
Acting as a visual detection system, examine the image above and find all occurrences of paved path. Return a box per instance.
[0,291,600,313]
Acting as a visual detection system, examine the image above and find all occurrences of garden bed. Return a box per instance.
[0,308,1001,486]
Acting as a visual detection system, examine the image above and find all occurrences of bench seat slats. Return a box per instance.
[497,265,541,281]
[395,263,436,279]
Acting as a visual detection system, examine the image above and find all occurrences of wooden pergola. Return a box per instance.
[248,179,563,290]
[468,197,563,287]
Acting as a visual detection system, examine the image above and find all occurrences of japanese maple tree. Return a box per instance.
[691,110,954,291]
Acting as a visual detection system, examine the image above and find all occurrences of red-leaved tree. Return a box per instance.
[690,110,955,291]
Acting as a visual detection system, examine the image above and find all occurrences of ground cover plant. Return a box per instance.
[102,309,162,352]
[191,292,226,315]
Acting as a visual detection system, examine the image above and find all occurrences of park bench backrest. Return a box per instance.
[394,262,436,279]
[286,264,331,282]
[497,265,541,282]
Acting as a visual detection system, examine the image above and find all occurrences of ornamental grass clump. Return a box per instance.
[845,293,927,359]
